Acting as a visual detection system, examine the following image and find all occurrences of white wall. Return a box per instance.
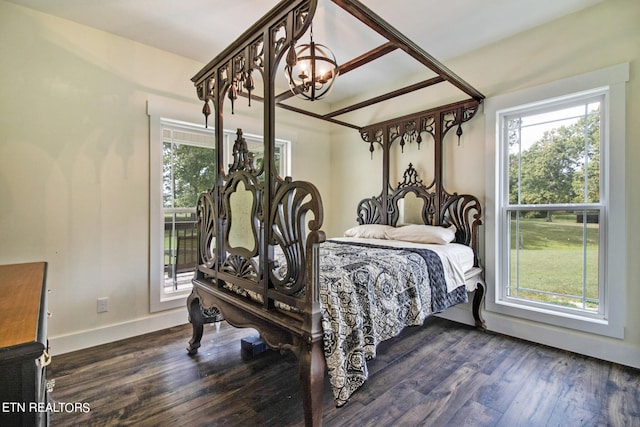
[0,2,196,351]
[327,0,640,367]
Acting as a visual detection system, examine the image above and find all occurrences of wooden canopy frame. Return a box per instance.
[191,0,484,131]
[187,1,486,425]
[190,0,485,221]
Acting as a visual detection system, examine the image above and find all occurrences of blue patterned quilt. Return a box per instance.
[319,240,468,406]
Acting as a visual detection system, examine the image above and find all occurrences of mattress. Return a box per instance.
[330,237,476,292]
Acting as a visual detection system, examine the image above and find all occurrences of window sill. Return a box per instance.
[487,297,623,339]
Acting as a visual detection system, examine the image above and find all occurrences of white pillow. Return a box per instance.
[385,224,456,244]
[343,224,394,239]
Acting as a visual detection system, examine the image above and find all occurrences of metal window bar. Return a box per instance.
[505,285,599,308]
[164,211,198,291]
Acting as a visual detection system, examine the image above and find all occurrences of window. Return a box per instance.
[503,95,603,313]
[485,64,628,337]
[148,99,292,311]
[162,120,216,296]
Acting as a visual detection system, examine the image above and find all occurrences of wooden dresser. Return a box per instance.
[0,262,49,427]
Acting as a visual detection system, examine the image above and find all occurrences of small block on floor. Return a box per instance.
[241,335,268,357]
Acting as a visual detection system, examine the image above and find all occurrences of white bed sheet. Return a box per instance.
[330,237,475,292]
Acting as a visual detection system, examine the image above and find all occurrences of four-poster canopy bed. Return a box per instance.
[186,0,486,425]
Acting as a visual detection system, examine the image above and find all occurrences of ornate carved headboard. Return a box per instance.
[357,163,482,267]
[355,100,483,268]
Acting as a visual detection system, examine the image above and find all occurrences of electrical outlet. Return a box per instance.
[97,297,109,313]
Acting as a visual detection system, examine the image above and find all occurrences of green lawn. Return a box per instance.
[508,213,599,310]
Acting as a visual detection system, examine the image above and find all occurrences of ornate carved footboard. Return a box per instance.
[187,129,327,426]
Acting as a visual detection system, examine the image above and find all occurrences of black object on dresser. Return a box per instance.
[0,262,49,427]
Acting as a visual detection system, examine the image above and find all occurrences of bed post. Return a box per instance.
[298,197,326,426]
[186,291,203,355]
[473,282,486,330]
[299,338,325,426]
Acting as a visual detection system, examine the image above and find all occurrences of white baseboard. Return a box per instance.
[49,303,639,370]
[437,305,640,370]
[48,309,189,356]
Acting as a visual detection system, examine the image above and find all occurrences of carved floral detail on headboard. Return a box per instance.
[356,164,482,267]
[360,128,383,159]
[397,163,425,188]
[359,99,480,154]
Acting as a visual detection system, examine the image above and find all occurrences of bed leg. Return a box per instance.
[187,291,204,355]
[299,339,325,427]
[472,282,487,331]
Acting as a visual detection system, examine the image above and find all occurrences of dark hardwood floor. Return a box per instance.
[48,317,639,427]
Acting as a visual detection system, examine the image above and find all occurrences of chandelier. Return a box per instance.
[284,26,339,101]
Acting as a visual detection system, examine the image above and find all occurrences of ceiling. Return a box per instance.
[7,0,601,112]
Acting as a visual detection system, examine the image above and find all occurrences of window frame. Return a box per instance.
[499,92,605,318]
[485,63,628,338]
[150,117,215,312]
